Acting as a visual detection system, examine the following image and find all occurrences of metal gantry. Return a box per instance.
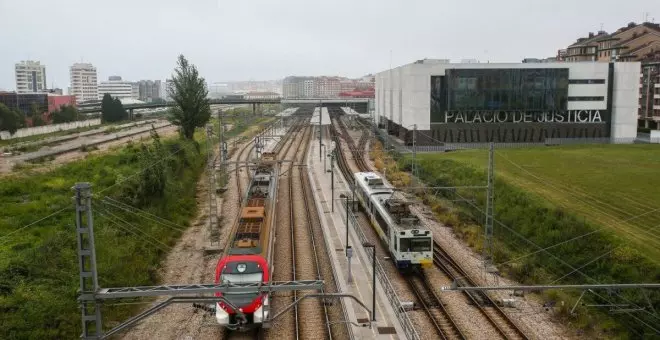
[206,124,219,244]
[74,183,103,339]
[71,182,369,340]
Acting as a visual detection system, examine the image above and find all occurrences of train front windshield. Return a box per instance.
[400,237,432,252]
[220,262,264,308]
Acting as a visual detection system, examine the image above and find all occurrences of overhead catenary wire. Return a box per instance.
[95,210,170,252]
[0,207,70,245]
[93,142,187,198]
[495,151,660,248]
[495,203,660,268]
[98,196,188,232]
[452,190,660,330]
[94,205,172,252]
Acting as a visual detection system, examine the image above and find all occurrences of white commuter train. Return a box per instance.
[353,172,433,271]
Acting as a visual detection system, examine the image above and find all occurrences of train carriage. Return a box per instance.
[353,172,433,271]
[215,163,277,330]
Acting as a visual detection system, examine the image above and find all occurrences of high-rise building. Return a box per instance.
[15,60,47,93]
[69,63,98,103]
[131,82,140,99]
[98,76,134,100]
[164,79,173,101]
[137,80,162,102]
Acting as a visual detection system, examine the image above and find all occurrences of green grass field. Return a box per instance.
[420,144,660,264]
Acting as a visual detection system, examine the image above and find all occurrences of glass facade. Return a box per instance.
[445,68,569,111]
[0,92,48,116]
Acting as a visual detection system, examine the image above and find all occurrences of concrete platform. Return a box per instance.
[310,107,331,125]
[305,131,405,339]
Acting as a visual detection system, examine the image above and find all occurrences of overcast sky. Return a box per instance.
[0,0,657,90]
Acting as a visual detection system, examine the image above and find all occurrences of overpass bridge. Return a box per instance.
[78,97,370,114]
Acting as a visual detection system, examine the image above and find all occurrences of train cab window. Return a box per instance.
[399,238,411,252]
[410,237,432,252]
[400,237,432,252]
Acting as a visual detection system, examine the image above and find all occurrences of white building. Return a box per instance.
[131,83,140,99]
[376,59,640,143]
[98,76,133,100]
[303,79,315,97]
[15,60,47,93]
[70,63,98,103]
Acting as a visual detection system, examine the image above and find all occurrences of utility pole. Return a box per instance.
[319,101,323,161]
[73,183,103,339]
[206,124,218,243]
[331,148,335,212]
[483,142,495,281]
[411,124,417,189]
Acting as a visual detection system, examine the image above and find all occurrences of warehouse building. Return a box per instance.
[375,59,640,144]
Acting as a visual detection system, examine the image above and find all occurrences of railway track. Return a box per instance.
[267,119,308,340]
[406,275,465,340]
[268,110,341,340]
[234,138,255,203]
[433,245,529,340]
[328,108,370,173]
[330,119,530,340]
[290,126,332,339]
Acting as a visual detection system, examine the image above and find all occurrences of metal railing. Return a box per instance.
[344,201,420,340]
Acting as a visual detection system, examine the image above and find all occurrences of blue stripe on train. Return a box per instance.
[396,260,412,269]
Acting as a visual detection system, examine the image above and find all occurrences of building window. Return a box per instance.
[569,79,606,84]
[567,96,604,101]
[445,68,569,111]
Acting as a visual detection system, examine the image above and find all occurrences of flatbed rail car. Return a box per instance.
[215,163,277,330]
[354,171,433,271]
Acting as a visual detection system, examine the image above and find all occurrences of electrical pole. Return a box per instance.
[411,124,417,189]
[74,183,103,339]
[319,101,322,161]
[483,142,495,281]
[331,148,335,212]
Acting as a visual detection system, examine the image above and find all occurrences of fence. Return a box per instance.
[374,127,660,153]
[0,119,102,140]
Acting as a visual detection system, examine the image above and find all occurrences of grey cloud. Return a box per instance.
[0,0,657,90]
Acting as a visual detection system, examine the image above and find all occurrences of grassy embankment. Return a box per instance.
[370,142,660,339]
[0,127,208,339]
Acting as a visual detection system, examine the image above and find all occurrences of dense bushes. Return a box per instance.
[0,133,206,339]
[412,156,660,338]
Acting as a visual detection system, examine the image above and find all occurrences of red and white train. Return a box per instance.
[214,153,277,330]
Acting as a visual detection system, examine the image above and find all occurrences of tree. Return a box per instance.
[113,98,128,121]
[32,114,45,127]
[101,94,128,123]
[0,103,23,136]
[51,105,79,124]
[101,93,114,122]
[167,54,210,139]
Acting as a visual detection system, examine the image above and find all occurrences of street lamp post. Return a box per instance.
[330,150,335,212]
[363,242,376,322]
[340,194,351,257]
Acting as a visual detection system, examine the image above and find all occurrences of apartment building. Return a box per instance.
[594,22,660,62]
[137,80,162,102]
[98,76,134,100]
[315,77,341,98]
[15,60,47,93]
[560,22,660,126]
[69,63,98,103]
[563,31,609,62]
[283,76,374,98]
